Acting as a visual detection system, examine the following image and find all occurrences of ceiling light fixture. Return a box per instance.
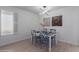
[39,6,50,15]
[43,6,47,8]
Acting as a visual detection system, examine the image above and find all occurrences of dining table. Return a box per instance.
[32,30,56,52]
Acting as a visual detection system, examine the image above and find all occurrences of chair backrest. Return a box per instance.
[35,31,40,36]
[31,30,36,36]
[50,29,56,34]
[43,28,47,32]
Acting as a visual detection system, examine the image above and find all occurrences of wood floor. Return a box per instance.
[0,39,79,52]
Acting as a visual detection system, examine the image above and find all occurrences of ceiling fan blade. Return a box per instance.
[40,8,44,11]
[42,9,49,14]
[45,13,48,15]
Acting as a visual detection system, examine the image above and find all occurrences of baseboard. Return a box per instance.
[57,40,79,46]
[0,36,31,47]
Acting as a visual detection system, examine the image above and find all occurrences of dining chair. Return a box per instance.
[35,31,41,46]
[40,29,56,48]
[39,34,49,48]
[31,30,41,46]
[31,30,36,45]
[50,29,56,46]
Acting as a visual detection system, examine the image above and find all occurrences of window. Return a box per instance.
[1,10,14,36]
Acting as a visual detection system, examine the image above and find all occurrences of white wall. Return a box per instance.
[40,7,79,45]
[0,6,40,46]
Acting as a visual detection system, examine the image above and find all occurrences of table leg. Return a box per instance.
[49,36,51,52]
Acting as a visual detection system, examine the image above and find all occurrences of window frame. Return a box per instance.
[0,10,14,36]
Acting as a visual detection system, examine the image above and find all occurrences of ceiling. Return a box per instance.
[14,6,66,15]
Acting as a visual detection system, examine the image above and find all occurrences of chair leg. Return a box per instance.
[51,37,55,48]
[34,39,37,46]
[54,36,56,46]
[31,37,33,45]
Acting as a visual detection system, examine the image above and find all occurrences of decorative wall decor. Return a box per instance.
[43,18,50,26]
[52,15,62,26]
[40,22,45,27]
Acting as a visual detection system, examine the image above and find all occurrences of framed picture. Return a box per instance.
[43,18,50,26]
[52,15,62,26]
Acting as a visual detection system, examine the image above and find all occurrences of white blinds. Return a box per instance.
[0,10,17,36]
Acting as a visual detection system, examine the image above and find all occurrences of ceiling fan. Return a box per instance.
[39,6,51,15]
